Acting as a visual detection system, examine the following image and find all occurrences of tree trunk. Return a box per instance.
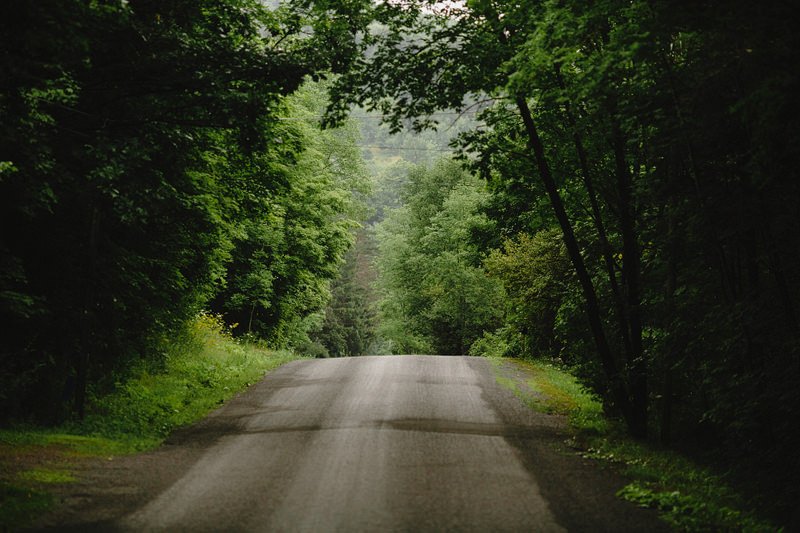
[248,303,256,334]
[612,120,648,438]
[554,65,633,365]
[660,201,679,445]
[515,96,636,430]
[75,206,100,419]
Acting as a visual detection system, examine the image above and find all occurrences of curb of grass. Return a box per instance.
[490,356,780,532]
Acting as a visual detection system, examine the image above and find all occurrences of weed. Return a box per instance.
[618,482,770,532]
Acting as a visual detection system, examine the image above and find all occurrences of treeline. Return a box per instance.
[0,0,371,421]
[332,0,800,522]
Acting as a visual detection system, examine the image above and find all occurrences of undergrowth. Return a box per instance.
[0,313,303,530]
[74,313,300,445]
[493,357,779,532]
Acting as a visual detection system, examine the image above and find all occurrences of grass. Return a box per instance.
[75,314,302,444]
[509,358,609,435]
[0,314,305,530]
[0,432,114,530]
[492,356,779,532]
[16,468,75,484]
[0,484,52,531]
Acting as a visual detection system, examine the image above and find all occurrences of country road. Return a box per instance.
[36,356,668,532]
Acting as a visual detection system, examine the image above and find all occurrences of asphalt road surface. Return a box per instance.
[38,356,668,532]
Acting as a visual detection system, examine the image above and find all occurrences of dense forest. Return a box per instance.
[0,0,372,420]
[2,0,799,527]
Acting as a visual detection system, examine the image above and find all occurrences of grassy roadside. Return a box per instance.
[491,357,779,532]
[0,314,305,530]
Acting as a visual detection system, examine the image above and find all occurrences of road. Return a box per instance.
[39,356,667,532]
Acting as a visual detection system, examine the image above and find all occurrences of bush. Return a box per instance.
[469,329,514,358]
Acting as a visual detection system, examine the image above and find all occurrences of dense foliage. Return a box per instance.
[313,239,376,358]
[208,82,370,347]
[375,159,503,354]
[0,0,371,420]
[328,0,800,523]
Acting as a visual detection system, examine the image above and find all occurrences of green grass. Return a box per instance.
[75,314,303,445]
[510,359,609,435]
[0,314,304,530]
[0,484,53,530]
[493,356,779,532]
[0,430,147,456]
[17,469,76,484]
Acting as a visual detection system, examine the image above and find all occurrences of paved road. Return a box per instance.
[41,356,668,532]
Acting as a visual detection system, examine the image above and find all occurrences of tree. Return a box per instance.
[314,241,376,357]
[485,230,572,359]
[375,159,504,354]
[0,0,373,420]
[209,80,370,347]
[326,0,646,435]
[326,0,800,463]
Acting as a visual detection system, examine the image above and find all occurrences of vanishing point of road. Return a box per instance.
[38,356,667,532]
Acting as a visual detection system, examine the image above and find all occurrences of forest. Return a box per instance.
[2,0,799,528]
